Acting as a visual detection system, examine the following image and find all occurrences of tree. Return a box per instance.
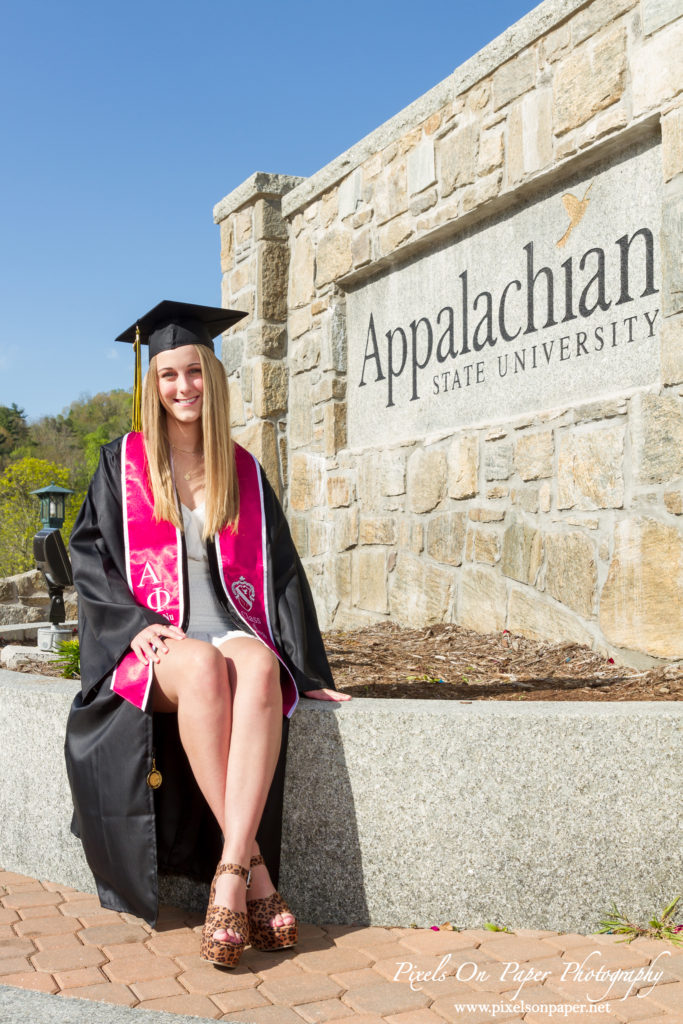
[0,404,29,466]
[0,458,85,577]
[16,390,133,489]
[24,416,80,472]
[0,389,132,576]
[67,390,132,443]
[82,425,113,480]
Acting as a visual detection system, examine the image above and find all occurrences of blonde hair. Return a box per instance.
[141,344,239,539]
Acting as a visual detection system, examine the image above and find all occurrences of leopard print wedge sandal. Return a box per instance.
[200,862,250,967]
[247,853,298,951]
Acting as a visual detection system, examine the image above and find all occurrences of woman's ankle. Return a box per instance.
[221,844,254,872]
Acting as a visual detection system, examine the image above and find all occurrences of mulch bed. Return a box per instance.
[323,622,683,701]
[3,624,681,700]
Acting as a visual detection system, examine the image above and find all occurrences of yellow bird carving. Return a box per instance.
[556,181,593,248]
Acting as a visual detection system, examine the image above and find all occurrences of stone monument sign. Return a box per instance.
[214,0,683,664]
[348,139,661,445]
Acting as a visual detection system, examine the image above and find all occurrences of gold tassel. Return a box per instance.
[132,324,142,432]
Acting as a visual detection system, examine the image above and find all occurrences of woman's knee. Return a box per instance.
[187,643,230,702]
[238,650,282,710]
[156,639,229,705]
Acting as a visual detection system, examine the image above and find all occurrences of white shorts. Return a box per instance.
[186,626,255,648]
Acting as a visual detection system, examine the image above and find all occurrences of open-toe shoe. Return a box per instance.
[200,862,250,967]
[246,853,298,951]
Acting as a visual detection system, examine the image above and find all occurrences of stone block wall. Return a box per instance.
[215,0,683,665]
[0,570,77,626]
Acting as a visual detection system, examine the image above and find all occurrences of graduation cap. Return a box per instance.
[116,300,247,430]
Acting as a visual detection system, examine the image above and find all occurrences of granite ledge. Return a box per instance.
[1,670,681,931]
[2,670,682,722]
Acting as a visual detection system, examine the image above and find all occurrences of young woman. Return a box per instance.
[64,301,349,969]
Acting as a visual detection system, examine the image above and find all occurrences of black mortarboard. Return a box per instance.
[115,300,247,430]
[116,299,247,360]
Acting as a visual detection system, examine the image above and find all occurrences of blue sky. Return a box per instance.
[0,0,539,421]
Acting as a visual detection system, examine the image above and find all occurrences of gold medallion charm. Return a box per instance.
[147,757,163,789]
[183,461,204,482]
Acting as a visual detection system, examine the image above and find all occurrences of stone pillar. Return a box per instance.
[213,173,303,498]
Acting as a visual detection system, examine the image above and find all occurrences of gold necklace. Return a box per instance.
[170,447,205,481]
[171,442,203,455]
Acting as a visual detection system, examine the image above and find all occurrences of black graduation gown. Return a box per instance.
[64,436,334,927]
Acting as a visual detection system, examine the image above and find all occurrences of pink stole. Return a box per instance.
[111,431,298,717]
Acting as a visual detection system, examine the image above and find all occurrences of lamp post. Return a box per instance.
[30,483,74,530]
[30,484,74,652]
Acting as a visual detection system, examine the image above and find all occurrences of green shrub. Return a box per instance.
[55,638,80,679]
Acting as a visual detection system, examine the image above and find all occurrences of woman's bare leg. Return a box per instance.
[151,635,290,941]
[151,638,232,828]
[212,637,288,938]
[152,637,249,942]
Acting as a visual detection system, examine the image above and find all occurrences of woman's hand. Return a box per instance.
[130,623,186,665]
[303,687,351,702]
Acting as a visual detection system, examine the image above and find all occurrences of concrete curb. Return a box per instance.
[0,986,232,1024]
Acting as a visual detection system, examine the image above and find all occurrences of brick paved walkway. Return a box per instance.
[2,870,682,1023]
